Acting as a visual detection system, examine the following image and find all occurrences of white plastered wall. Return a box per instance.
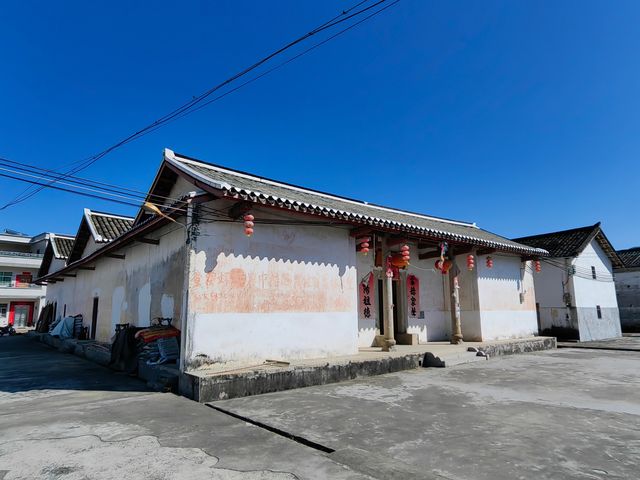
[405,255,449,342]
[476,255,538,340]
[531,256,573,332]
[571,239,621,340]
[355,250,378,347]
[43,223,185,342]
[455,255,482,341]
[184,203,358,366]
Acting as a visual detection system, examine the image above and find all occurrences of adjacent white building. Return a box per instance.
[614,247,640,332]
[514,223,623,341]
[37,210,134,339]
[37,149,548,370]
[0,230,50,329]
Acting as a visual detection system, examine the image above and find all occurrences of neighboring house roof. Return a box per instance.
[67,209,134,263]
[513,223,623,268]
[0,228,29,236]
[616,247,640,269]
[37,233,75,278]
[160,149,546,256]
[51,234,75,259]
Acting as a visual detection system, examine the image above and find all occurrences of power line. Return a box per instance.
[1,0,400,210]
[0,163,346,230]
[0,155,250,222]
[0,172,145,209]
[0,157,185,205]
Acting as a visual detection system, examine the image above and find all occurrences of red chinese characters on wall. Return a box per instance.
[407,274,420,319]
[359,273,375,320]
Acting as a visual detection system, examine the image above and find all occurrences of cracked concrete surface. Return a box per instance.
[0,336,371,480]
[4,335,639,480]
[217,346,640,480]
[1,435,296,479]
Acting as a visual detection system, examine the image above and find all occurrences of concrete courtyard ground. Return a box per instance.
[0,336,372,480]
[217,344,640,480]
[1,335,639,479]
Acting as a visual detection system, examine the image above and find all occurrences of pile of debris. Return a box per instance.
[109,318,180,373]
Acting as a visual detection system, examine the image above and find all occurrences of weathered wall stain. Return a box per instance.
[191,253,356,314]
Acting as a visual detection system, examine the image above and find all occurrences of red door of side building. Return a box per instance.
[9,302,34,327]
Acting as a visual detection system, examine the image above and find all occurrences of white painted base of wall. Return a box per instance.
[357,321,378,348]
[461,310,483,342]
[190,311,358,364]
[538,307,576,332]
[416,311,450,342]
[479,311,539,340]
[577,307,622,341]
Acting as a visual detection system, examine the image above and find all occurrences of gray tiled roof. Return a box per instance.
[513,224,599,258]
[617,247,640,268]
[167,150,547,256]
[88,211,134,242]
[514,223,624,268]
[51,235,74,259]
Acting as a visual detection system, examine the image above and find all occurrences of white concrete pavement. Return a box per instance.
[0,335,373,480]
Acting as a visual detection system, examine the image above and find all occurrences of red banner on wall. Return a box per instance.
[359,273,375,320]
[407,274,420,319]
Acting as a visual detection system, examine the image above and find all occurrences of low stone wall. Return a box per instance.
[180,355,421,402]
[26,331,179,392]
[182,337,556,403]
[480,336,556,357]
[29,331,112,365]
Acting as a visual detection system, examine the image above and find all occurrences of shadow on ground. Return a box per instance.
[0,335,148,395]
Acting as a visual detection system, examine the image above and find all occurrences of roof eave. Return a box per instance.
[166,152,545,257]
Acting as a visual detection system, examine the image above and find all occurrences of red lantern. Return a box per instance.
[466,254,475,271]
[243,213,255,237]
[356,236,371,254]
[390,253,409,268]
[442,259,452,274]
[435,258,453,274]
[400,244,410,263]
[486,256,493,269]
[534,260,541,273]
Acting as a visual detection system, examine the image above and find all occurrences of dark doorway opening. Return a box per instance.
[90,297,99,340]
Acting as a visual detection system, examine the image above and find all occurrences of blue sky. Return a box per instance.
[1,1,638,248]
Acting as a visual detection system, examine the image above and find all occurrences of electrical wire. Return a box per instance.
[1,0,400,210]
[0,156,186,205]
[0,168,357,234]
[0,156,238,220]
[540,258,615,282]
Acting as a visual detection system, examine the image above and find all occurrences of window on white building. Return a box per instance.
[596,305,602,319]
[0,272,12,287]
[591,266,597,279]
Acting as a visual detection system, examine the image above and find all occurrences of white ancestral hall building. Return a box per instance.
[37,149,548,370]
